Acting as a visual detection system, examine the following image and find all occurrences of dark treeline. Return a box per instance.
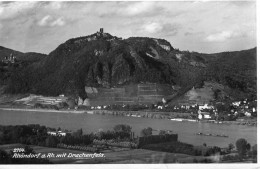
[0,124,133,164]
[0,124,132,148]
[142,141,222,156]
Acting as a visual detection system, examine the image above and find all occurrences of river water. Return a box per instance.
[0,110,257,148]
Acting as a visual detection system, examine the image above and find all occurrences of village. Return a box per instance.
[12,93,257,126]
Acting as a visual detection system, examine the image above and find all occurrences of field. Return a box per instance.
[173,81,224,105]
[87,83,174,106]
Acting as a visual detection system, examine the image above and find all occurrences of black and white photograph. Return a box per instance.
[0,0,257,166]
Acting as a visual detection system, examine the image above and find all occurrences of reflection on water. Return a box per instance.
[0,110,257,147]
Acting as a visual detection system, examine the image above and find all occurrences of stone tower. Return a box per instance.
[100,28,103,34]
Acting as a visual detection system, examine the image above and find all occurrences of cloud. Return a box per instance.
[0,6,3,15]
[48,2,63,10]
[185,31,204,36]
[123,2,162,16]
[205,31,246,42]
[142,22,163,34]
[0,1,38,20]
[98,1,165,18]
[50,17,65,27]
[38,15,65,27]
[137,22,179,37]
[160,23,179,37]
[0,1,256,54]
[38,15,51,26]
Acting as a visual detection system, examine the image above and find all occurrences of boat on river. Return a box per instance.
[196,132,228,138]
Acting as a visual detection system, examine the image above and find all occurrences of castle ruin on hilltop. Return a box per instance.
[2,53,16,64]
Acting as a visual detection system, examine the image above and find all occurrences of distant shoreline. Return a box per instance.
[0,107,86,114]
[0,107,257,127]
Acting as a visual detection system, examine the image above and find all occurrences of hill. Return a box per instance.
[0,46,47,62]
[0,46,47,87]
[1,29,257,104]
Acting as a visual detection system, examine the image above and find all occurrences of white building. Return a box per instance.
[157,106,163,109]
[199,104,213,110]
[57,131,67,136]
[198,110,211,119]
[204,114,211,119]
[198,114,203,120]
[232,101,241,107]
[245,112,251,117]
[162,98,167,104]
[47,131,57,136]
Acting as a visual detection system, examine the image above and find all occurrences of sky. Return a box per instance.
[0,1,256,54]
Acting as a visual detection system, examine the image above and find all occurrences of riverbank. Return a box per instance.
[0,107,86,114]
[0,108,256,147]
[0,107,256,127]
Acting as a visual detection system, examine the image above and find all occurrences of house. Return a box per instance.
[198,114,203,120]
[157,106,163,109]
[199,104,213,110]
[47,130,70,137]
[186,105,190,109]
[198,110,211,119]
[57,131,67,136]
[162,98,167,104]
[78,97,84,105]
[204,114,211,119]
[232,101,241,107]
[252,107,256,112]
[245,112,251,117]
[47,131,57,136]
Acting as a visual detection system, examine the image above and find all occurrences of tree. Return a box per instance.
[228,143,235,151]
[73,128,83,137]
[45,136,58,147]
[251,144,257,160]
[236,138,251,159]
[24,145,35,155]
[140,127,152,137]
[113,124,131,134]
[0,149,11,164]
[159,130,166,135]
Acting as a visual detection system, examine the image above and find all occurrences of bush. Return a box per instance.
[142,141,196,155]
[140,127,152,137]
[236,138,251,158]
[138,134,178,147]
[113,124,131,134]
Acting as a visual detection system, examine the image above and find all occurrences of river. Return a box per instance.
[0,109,257,148]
